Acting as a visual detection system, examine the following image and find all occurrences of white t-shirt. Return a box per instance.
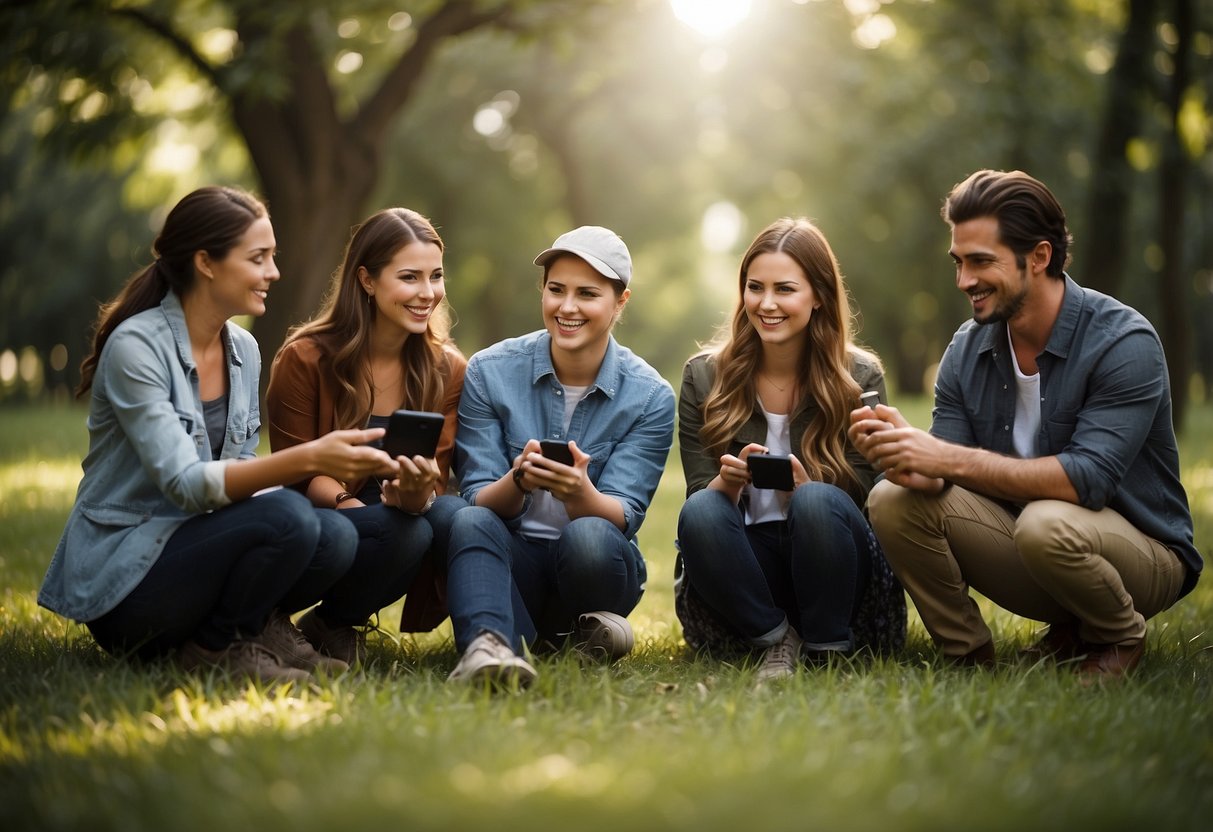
[1008,323,1041,459]
[519,383,589,540]
[745,402,792,525]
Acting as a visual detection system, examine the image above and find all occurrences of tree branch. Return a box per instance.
[108,6,223,89]
[356,0,513,138]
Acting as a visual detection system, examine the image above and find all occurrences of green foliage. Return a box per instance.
[2,399,1212,831]
[3,1,1211,397]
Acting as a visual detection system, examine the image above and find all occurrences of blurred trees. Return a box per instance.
[2,0,1211,419]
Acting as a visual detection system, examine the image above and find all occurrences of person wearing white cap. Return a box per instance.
[446,226,675,686]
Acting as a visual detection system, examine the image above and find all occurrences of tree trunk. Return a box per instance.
[1157,0,1193,429]
[1081,0,1156,296]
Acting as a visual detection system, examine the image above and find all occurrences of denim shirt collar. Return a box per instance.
[159,291,245,373]
[974,272,1083,361]
[530,331,621,399]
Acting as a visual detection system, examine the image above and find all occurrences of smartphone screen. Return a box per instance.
[747,453,795,491]
[383,410,445,459]
[539,439,574,466]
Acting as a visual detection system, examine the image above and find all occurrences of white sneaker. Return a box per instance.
[756,627,803,682]
[575,611,634,661]
[448,631,537,688]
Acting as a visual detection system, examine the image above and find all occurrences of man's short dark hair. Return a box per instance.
[942,170,1073,277]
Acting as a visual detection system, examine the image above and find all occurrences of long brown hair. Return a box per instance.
[77,186,267,395]
[699,217,879,494]
[282,207,455,428]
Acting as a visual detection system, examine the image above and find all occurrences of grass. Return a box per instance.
[2,400,1211,832]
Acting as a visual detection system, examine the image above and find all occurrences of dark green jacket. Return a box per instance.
[678,350,886,507]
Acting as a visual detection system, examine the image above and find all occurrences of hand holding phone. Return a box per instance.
[859,390,882,410]
[539,439,575,466]
[747,453,795,491]
[383,410,445,459]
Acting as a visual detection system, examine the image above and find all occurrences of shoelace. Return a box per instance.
[764,638,798,669]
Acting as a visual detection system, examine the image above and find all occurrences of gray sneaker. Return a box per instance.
[756,627,803,682]
[575,611,634,661]
[297,608,367,667]
[177,639,310,685]
[448,631,537,688]
[253,610,349,674]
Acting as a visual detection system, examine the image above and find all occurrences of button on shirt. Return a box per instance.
[931,274,1202,595]
[453,330,675,541]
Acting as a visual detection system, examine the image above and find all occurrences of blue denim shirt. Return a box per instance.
[932,274,1202,595]
[454,330,675,541]
[39,292,260,622]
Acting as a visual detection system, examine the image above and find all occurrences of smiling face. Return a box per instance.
[742,250,818,350]
[202,215,279,318]
[361,240,445,337]
[541,255,629,359]
[950,216,1030,325]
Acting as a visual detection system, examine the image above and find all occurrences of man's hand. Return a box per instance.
[849,404,948,493]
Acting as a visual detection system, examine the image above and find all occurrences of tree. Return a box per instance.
[1,0,612,387]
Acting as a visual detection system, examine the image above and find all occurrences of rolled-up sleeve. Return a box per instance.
[1055,330,1165,510]
[595,380,675,538]
[103,330,231,513]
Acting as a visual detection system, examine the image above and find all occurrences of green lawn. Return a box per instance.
[2,400,1210,832]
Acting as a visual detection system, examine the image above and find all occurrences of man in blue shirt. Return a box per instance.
[848,169,1202,683]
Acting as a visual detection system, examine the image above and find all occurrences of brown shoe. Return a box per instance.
[1020,622,1086,662]
[948,640,996,669]
[1077,639,1144,685]
[177,639,310,685]
[297,608,367,667]
[252,610,349,675]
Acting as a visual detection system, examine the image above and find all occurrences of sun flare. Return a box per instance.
[669,0,753,39]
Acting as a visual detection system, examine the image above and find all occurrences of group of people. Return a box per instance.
[38,169,1203,689]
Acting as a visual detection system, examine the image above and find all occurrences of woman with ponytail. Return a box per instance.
[266,208,467,667]
[675,218,905,681]
[39,187,395,684]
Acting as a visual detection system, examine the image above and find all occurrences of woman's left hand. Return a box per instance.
[382,454,441,512]
[788,454,810,490]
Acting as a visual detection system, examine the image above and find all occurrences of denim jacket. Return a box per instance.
[933,274,1202,595]
[39,292,260,622]
[454,330,675,541]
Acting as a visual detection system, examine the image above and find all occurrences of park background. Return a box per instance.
[2,1,1211,830]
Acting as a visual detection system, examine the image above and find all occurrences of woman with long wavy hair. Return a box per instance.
[266,207,467,667]
[676,217,905,680]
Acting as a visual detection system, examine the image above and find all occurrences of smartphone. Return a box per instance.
[539,439,575,466]
[860,390,882,409]
[747,453,795,491]
[383,409,444,459]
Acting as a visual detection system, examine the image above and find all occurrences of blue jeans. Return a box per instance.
[307,494,465,626]
[88,488,358,659]
[446,506,646,652]
[676,483,873,652]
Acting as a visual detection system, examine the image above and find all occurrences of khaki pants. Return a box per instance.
[867,480,1185,657]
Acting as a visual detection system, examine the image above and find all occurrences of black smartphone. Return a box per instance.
[859,390,882,409]
[383,410,444,459]
[539,439,574,466]
[748,453,795,491]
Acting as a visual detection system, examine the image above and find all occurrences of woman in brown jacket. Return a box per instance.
[266,208,467,666]
[675,218,905,681]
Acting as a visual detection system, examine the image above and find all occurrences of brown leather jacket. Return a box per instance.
[266,334,467,631]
